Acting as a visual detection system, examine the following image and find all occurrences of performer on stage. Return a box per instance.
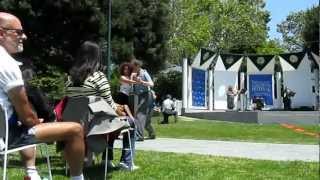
[226,86,238,110]
[283,87,295,110]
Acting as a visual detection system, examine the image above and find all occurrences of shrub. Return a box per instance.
[154,71,182,101]
[29,65,66,104]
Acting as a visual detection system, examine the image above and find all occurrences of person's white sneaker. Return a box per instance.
[132,164,140,170]
[118,162,139,171]
[23,174,41,180]
[107,160,116,169]
[118,162,130,171]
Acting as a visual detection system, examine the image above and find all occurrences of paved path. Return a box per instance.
[115,138,319,162]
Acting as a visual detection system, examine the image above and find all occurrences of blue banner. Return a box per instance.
[192,68,206,107]
[249,74,273,105]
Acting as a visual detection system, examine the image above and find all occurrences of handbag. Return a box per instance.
[54,97,68,122]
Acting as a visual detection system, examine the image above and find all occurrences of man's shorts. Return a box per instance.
[7,113,39,149]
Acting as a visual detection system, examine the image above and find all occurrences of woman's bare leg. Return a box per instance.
[34,122,84,176]
[124,104,134,120]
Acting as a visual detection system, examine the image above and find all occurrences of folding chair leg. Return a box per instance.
[2,152,7,180]
[127,130,133,171]
[39,145,52,180]
[104,146,108,180]
[43,145,52,180]
[65,162,68,176]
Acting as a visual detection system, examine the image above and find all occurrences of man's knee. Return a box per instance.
[68,123,84,138]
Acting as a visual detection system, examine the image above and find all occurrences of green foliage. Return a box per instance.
[0,0,107,70]
[167,0,269,63]
[111,0,171,73]
[109,67,120,98]
[154,71,182,100]
[0,0,171,97]
[277,11,305,51]
[302,6,319,54]
[277,5,319,53]
[256,39,285,54]
[28,66,66,102]
[0,1,109,100]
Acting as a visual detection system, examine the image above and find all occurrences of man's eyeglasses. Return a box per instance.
[0,27,25,36]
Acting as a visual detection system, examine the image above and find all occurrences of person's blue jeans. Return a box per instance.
[120,128,136,166]
[107,117,136,167]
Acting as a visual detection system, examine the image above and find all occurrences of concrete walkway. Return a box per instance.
[115,138,319,162]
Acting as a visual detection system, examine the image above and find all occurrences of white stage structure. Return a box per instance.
[213,54,243,110]
[279,52,315,108]
[182,49,319,112]
[311,52,320,110]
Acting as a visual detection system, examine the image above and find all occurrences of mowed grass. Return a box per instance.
[1,116,319,179]
[152,116,319,144]
[2,149,319,180]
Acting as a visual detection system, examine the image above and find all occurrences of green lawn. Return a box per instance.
[1,116,319,179]
[2,149,319,180]
[152,116,319,144]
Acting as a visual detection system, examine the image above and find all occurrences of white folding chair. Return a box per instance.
[0,106,52,180]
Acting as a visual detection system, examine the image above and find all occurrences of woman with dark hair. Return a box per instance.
[117,62,137,105]
[69,41,118,111]
[69,41,137,170]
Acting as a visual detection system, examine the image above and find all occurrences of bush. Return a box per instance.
[154,71,182,101]
[29,65,66,104]
[109,67,120,99]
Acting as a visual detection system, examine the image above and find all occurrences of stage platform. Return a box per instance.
[182,109,320,125]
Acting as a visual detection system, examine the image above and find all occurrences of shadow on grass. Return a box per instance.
[83,164,125,180]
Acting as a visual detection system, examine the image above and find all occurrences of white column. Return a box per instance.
[182,58,188,110]
[314,69,319,110]
[240,72,245,111]
[208,69,213,111]
[188,65,193,108]
[240,72,245,90]
[276,72,282,109]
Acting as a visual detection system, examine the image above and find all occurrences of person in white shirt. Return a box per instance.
[161,94,177,124]
[0,12,85,180]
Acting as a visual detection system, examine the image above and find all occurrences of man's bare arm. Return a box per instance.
[8,86,40,127]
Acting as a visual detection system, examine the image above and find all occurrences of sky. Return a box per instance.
[265,0,318,40]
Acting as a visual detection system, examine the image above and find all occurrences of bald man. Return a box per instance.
[0,12,85,180]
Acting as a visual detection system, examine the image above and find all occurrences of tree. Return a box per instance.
[277,11,305,51]
[277,5,319,53]
[167,0,269,64]
[111,0,171,73]
[0,0,107,69]
[256,39,285,55]
[154,71,182,100]
[0,0,172,98]
[0,0,107,100]
[302,6,319,54]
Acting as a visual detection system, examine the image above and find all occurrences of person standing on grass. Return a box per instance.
[0,12,85,180]
[131,59,155,141]
[144,89,157,139]
[117,62,137,105]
